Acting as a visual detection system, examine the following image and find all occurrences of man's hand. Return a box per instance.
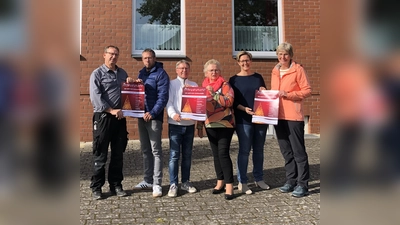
[126,77,134,83]
[109,108,124,120]
[126,77,143,83]
[143,112,152,122]
[173,114,181,122]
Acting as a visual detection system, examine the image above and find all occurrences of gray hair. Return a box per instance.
[203,59,221,73]
[104,45,119,53]
[175,60,191,68]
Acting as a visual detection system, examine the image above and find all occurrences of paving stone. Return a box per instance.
[111,218,136,224]
[80,138,320,224]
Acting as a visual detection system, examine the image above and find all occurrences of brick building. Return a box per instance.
[80,0,320,142]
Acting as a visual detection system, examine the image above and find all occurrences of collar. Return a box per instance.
[177,76,187,86]
[101,64,119,72]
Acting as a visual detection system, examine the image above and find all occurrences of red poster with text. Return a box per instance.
[181,87,207,121]
[252,90,279,125]
[121,82,145,117]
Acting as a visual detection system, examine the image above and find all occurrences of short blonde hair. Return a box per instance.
[236,51,252,61]
[203,59,221,73]
[276,42,294,58]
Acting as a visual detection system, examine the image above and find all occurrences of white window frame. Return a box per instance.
[231,0,283,59]
[132,0,186,58]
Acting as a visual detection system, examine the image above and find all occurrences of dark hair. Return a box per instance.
[142,48,156,58]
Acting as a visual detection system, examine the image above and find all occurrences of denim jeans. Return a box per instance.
[138,118,163,186]
[236,123,268,184]
[168,124,195,185]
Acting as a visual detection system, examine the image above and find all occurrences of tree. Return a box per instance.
[234,0,278,26]
[136,0,180,25]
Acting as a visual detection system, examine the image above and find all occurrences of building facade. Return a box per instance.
[80,0,320,142]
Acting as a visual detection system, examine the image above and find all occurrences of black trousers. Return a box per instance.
[274,120,309,188]
[90,112,128,192]
[205,128,235,184]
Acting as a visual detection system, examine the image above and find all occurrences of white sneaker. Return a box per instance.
[255,180,270,190]
[134,181,153,190]
[152,185,162,197]
[181,181,197,193]
[168,184,178,197]
[238,182,253,195]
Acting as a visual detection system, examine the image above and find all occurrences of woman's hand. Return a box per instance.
[198,128,204,138]
[277,90,288,97]
[244,107,255,115]
[206,85,215,96]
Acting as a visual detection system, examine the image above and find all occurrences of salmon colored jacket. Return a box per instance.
[271,61,312,121]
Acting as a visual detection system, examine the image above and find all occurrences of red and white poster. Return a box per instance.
[252,90,279,125]
[180,87,207,121]
[121,82,145,117]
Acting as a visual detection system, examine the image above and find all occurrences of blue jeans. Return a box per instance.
[236,123,268,184]
[138,119,163,186]
[168,124,195,185]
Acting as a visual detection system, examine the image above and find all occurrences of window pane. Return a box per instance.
[234,0,278,52]
[135,0,181,50]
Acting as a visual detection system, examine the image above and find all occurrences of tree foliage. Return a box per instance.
[136,0,180,25]
[234,0,278,26]
[136,0,278,26]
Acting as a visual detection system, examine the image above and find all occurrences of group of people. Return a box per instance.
[88,42,312,201]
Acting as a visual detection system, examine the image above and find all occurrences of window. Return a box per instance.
[132,0,186,58]
[0,0,25,53]
[232,0,283,58]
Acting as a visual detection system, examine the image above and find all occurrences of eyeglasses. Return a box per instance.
[106,52,119,56]
[208,69,220,73]
[177,67,190,70]
[239,60,250,63]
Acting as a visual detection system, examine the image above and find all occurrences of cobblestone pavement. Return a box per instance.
[80,135,320,225]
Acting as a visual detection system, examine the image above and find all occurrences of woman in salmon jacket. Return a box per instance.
[271,42,312,198]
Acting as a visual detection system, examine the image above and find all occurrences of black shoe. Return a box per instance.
[224,194,234,200]
[93,191,103,200]
[110,187,128,197]
[212,188,224,194]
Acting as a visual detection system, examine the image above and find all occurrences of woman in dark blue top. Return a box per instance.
[229,51,270,195]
